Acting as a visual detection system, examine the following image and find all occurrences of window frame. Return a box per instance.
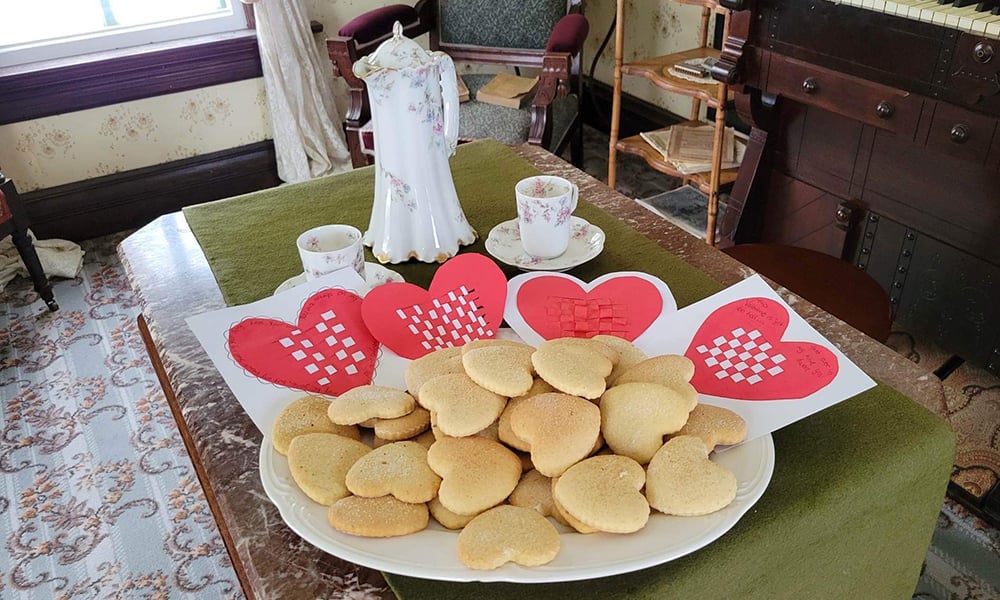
[0,5,261,126]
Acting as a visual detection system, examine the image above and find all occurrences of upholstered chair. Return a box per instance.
[329,0,588,168]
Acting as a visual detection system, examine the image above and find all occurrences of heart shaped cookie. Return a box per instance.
[645,435,737,516]
[509,392,601,477]
[417,373,506,437]
[270,395,361,455]
[600,382,692,464]
[457,505,560,569]
[427,436,522,516]
[552,454,649,534]
[327,385,416,425]
[345,441,441,504]
[531,338,613,399]
[461,342,536,397]
[286,432,371,505]
[674,404,748,452]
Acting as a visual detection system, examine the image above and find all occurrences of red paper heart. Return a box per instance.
[361,254,508,359]
[515,275,663,341]
[685,297,838,400]
[227,288,378,396]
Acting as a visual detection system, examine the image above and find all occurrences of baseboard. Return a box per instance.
[581,78,683,138]
[22,141,281,242]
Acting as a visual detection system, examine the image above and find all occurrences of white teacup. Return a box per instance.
[515,175,579,259]
[296,224,366,282]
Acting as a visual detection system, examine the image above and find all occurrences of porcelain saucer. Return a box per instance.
[485,216,605,272]
[274,262,404,295]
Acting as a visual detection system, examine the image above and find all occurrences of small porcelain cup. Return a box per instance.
[515,175,579,259]
[296,224,366,282]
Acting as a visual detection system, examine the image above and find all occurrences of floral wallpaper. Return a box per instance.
[0,0,704,194]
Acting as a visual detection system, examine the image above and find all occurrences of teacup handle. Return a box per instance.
[569,182,579,213]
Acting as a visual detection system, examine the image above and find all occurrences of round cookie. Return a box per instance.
[645,435,737,516]
[327,385,416,426]
[327,495,428,537]
[271,395,361,455]
[427,436,522,516]
[457,505,560,569]
[600,382,692,464]
[552,454,649,534]
[674,404,747,451]
[345,441,441,503]
[286,432,371,505]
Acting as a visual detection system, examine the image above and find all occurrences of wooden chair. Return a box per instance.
[723,243,891,342]
[328,0,588,169]
[0,172,58,311]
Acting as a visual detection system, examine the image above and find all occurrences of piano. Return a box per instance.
[713,0,1000,374]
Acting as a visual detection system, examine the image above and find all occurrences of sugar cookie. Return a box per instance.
[509,392,601,477]
[552,454,649,534]
[404,345,464,399]
[462,343,535,397]
[418,373,506,437]
[327,495,428,537]
[286,433,371,505]
[531,339,613,399]
[600,382,691,464]
[593,334,648,384]
[345,441,441,504]
[645,435,737,516]
[427,436,522,516]
[327,385,416,426]
[675,404,747,451]
[370,407,431,441]
[457,505,560,569]
[271,395,361,455]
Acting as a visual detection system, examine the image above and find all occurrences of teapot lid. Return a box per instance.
[364,22,431,71]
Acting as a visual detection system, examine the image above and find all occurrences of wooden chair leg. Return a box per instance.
[11,228,58,311]
[571,121,584,168]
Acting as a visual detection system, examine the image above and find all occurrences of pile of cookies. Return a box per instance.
[270,335,747,570]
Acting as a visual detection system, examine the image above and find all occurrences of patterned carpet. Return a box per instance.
[0,234,243,600]
[0,132,995,597]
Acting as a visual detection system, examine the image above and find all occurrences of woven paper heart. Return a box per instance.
[361,253,507,359]
[507,272,671,345]
[685,297,838,400]
[227,288,378,396]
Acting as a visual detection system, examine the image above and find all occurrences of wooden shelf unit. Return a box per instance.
[608,1,731,245]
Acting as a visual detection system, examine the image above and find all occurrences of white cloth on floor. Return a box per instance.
[0,230,84,290]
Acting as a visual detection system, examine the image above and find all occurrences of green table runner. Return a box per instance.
[183,140,954,599]
[183,139,719,308]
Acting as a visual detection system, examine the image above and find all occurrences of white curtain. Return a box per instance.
[243,0,352,182]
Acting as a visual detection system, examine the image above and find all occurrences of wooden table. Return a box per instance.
[120,145,949,599]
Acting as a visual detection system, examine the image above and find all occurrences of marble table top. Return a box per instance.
[118,144,947,600]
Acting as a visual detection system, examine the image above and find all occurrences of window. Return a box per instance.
[0,1,260,126]
[1,0,249,68]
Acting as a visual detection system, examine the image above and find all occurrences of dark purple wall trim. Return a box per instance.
[0,30,262,126]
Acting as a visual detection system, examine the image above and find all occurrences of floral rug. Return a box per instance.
[2,226,998,599]
[0,233,242,600]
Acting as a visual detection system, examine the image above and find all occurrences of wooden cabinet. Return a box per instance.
[607,1,734,245]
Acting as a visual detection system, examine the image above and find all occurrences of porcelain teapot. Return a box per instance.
[353,22,477,264]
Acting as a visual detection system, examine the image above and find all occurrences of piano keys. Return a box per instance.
[832,0,1000,35]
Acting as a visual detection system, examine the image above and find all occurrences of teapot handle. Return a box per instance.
[433,52,460,156]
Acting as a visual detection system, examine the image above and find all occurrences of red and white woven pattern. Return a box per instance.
[694,327,786,385]
[277,309,368,386]
[394,285,493,351]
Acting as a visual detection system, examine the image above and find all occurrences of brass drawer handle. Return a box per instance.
[802,77,818,94]
[875,101,894,119]
[950,124,970,144]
